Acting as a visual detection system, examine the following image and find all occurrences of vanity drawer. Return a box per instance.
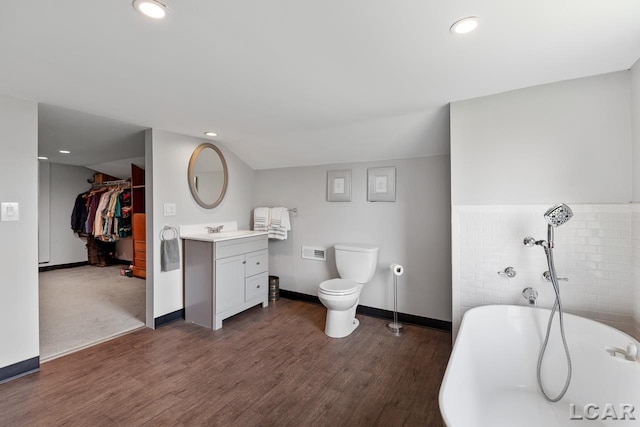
[245,272,267,301]
[134,241,146,252]
[245,250,268,277]
[215,235,268,259]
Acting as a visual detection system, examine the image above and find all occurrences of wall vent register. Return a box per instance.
[301,246,326,261]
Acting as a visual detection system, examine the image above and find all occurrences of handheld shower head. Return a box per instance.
[543,203,573,248]
[523,203,574,249]
[544,203,573,227]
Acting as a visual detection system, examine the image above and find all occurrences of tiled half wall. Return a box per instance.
[452,204,640,341]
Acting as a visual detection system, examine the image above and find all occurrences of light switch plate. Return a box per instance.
[163,203,176,217]
[1,202,20,221]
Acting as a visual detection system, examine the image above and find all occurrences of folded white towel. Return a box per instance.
[268,207,291,240]
[279,207,291,231]
[253,207,270,232]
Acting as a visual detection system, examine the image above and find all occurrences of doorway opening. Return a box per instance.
[37,104,148,361]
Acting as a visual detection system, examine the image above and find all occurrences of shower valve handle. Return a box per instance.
[497,267,517,278]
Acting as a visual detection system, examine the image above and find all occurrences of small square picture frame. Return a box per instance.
[327,169,352,202]
[367,166,396,202]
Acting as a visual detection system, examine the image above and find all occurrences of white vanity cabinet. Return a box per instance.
[184,233,269,330]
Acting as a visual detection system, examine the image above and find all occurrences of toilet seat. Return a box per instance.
[319,278,359,296]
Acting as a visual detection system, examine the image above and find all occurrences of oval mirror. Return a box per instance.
[188,143,228,209]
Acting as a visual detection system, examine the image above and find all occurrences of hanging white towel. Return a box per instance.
[268,207,291,240]
[253,207,270,231]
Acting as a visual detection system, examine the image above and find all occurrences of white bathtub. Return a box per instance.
[439,305,640,426]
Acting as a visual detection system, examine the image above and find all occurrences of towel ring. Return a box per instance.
[160,226,178,241]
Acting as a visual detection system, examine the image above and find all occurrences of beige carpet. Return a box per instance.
[39,265,146,361]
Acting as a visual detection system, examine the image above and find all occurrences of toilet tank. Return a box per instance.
[334,243,379,284]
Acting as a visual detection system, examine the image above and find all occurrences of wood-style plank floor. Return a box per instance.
[0,298,451,426]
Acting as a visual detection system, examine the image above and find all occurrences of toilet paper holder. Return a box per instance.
[388,263,404,335]
[391,263,404,276]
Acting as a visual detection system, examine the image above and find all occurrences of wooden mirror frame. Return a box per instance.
[187,143,228,209]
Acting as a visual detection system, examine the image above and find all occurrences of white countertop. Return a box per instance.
[180,229,268,243]
[179,222,267,242]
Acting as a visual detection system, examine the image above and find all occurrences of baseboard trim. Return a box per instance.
[0,356,39,384]
[155,309,185,328]
[279,289,452,332]
[279,289,321,305]
[39,259,132,272]
[357,305,452,332]
[39,261,89,272]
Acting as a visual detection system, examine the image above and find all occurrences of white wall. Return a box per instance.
[632,58,640,338]
[38,163,95,267]
[451,71,632,205]
[632,58,640,202]
[450,70,639,340]
[254,156,452,321]
[38,162,50,263]
[147,129,255,321]
[0,95,39,369]
[633,205,640,340]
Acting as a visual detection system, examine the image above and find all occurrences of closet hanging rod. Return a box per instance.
[92,179,132,188]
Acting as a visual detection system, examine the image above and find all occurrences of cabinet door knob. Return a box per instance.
[256,285,260,288]
[256,262,260,265]
[242,261,246,264]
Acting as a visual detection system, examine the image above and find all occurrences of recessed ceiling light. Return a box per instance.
[59,150,71,154]
[38,156,48,160]
[204,131,218,137]
[133,0,169,20]
[450,16,479,34]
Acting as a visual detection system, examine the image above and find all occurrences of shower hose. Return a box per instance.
[537,246,572,402]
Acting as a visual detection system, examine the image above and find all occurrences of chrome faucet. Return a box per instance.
[205,225,224,234]
[606,343,638,362]
[497,267,517,278]
[522,287,538,306]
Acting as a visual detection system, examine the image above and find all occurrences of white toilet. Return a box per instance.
[318,243,379,338]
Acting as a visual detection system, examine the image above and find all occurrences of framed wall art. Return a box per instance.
[327,169,352,202]
[367,166,396,202]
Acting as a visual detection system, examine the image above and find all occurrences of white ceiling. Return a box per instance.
[2,1,640,170]
[38,104,146,178]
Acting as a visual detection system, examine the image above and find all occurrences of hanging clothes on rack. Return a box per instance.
[118,191,132,237]
[85,188,107,235]
[71,192,89,234]
[93,188,114,240]
[70,180,132,241]
[70,179,133,267]
[93,186,132,242]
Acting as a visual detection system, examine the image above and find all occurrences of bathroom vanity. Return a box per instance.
[181,223,269,330]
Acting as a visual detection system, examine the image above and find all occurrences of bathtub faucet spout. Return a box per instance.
[522,287,538,306]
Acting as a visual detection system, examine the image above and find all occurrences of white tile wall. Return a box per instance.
[452,204,639,341]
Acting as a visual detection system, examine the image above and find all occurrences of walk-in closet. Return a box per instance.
[38,104,148,360]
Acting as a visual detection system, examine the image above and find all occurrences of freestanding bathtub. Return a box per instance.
[439,305,640,426]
